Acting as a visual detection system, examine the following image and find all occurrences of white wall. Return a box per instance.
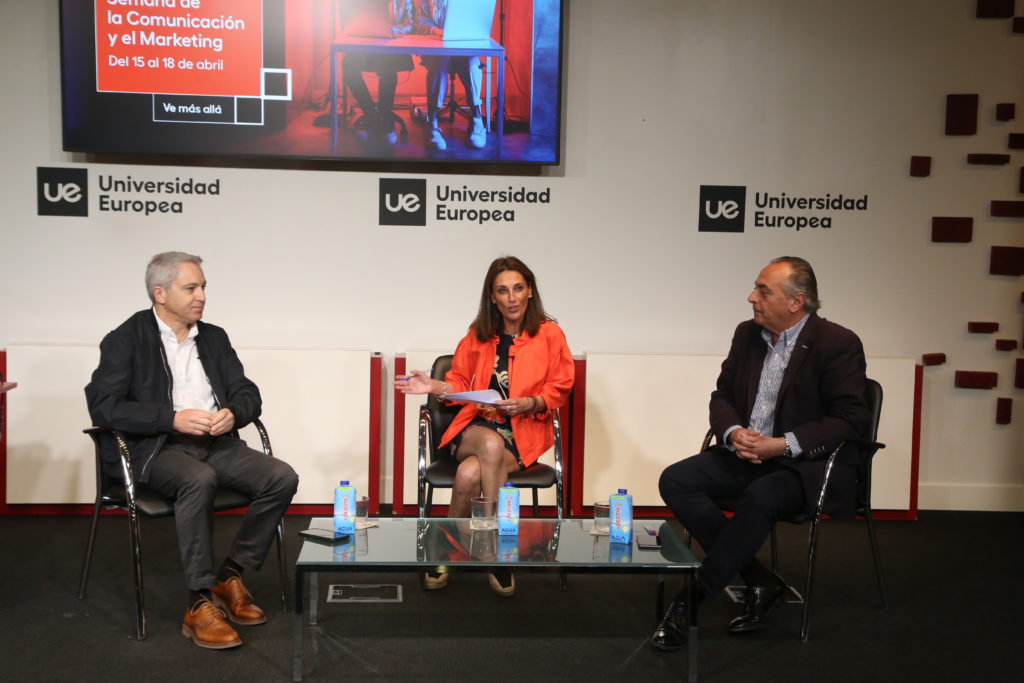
[1,1,1021,510]
[5,345,372,505]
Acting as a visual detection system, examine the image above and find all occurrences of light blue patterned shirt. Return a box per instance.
[725,314,809,457]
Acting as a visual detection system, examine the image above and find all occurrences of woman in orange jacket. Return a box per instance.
[396,256,574,595]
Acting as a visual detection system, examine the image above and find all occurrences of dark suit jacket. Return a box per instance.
[709,314,869,518]
[85,309,262,483]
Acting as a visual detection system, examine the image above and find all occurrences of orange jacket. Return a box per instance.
[440,321,574,466]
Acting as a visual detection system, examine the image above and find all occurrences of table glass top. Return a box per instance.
[296,518,699,569]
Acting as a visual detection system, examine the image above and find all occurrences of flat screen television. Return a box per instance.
[60,0,563,166]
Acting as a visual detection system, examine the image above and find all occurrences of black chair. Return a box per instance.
[694,378,887,642]
[77,418,289,640]
[417,354,565,519]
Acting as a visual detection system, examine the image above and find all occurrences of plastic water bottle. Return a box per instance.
[609,488,633,543]
[333,480,356,535]
[497,481,520,536]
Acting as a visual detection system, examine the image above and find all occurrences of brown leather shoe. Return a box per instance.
[210,573,267,625]
[181,598,242,650]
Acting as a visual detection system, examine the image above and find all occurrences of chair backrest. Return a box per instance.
[855,378,884,511]
[426,354,463,460]
[85,428,130,500]
[863,378,883,443]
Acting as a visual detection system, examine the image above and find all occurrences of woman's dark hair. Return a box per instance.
[471,256,555,341]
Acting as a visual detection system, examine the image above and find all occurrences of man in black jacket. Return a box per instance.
[651,256,868,650]
[85,251,298,650]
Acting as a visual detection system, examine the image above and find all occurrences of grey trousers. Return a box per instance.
[147,434,299,591]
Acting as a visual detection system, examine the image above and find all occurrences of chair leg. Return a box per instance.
[126,505,146,640]
[78,498,102,599]
[425,486,434,518]
[531,488,540,517]
[800,516,824,643]
[864,511,888,609]
[275,519,289,612]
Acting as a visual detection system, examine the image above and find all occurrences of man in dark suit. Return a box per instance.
[86,252,299,650]
[651,256,869,650]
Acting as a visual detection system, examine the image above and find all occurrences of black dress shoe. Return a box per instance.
[728,578,786,634]
[651,597,689,651]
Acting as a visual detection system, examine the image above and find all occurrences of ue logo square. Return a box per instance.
[698,185,746,232]
[379,178,427,226]
[38,167,88,217]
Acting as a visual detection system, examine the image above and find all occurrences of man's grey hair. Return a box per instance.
[145,251,203,303]
[770,256,821,313]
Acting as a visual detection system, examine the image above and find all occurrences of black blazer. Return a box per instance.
[708,314,869,518]
[85,309,261,483]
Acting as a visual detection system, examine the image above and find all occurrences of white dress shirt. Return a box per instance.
[154,309,217,413]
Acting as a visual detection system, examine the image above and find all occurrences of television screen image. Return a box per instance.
[59,0,563,165]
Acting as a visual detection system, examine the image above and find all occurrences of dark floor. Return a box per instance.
[1,511,1021,682]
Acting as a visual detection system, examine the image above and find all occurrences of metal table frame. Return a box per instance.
[329,36,505,157]
[292,518,699,682]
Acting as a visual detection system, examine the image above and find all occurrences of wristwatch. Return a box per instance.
[782,442,792,458]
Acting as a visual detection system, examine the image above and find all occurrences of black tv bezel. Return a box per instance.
[58,0,565,172]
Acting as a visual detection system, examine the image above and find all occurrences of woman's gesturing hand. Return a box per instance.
[395,369,434,395]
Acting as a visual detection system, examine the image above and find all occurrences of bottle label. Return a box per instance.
[334,484,357,535]
[497,486,520,536]
[608,492,633,544]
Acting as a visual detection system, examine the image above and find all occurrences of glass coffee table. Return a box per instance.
[293,517,700,681]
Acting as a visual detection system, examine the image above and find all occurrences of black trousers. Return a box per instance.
[147,435,299,591]
[342,53,411,121]
[659,447,804,596]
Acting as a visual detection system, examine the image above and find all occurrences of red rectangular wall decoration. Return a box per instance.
[922,353,947,366]
[976,0,1015,18]
[954,371,998,389]
[1017,358,1024,388]
[1020,167,1024,193]
[1015,16,1024,32]
[997,103,1016,121]
[995,339,1018,350]
[996,398,1012,424]
[967,321,1000,333]
[1009,134,1024,149]
[945,94,979,135]
[991,201,1024,217]
[967,154,1011,164]
[990,246,1024,275]
[910,156,932,177]
[931,217,973,242]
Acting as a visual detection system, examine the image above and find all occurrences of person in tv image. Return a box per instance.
[416,0,491,151]
[341,0,416,144]
[85,252,299,650]
[652,256,869,650]
[395,256,574,596]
